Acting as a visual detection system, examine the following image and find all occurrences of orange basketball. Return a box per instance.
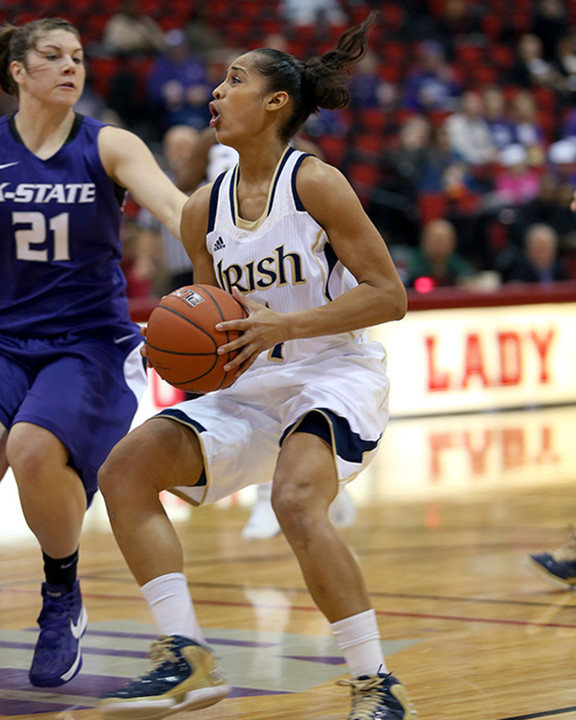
[145,284,247,393]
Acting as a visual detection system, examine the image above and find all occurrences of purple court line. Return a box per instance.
[4,589,575,631]
[16,627,279,648]
[0,537,549,585]
[3,578,575,614]
[0,640,149,657]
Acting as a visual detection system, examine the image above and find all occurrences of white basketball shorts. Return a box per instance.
[157,341,390,505]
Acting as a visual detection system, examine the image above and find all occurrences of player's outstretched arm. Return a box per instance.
[98,125,188,240]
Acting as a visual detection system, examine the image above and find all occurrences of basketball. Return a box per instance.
[145,284,247,393]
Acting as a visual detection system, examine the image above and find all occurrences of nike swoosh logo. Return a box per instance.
[113,333,135,344]
[70,606,87,640]
[0,162,19,170]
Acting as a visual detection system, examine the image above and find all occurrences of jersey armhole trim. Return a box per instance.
[207,171,227,234]
[291,152,312,211]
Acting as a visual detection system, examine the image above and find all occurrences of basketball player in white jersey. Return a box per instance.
[98,13,417,720]
[178,126,357,540]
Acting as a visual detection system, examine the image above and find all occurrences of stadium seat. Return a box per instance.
[418,193,448,224]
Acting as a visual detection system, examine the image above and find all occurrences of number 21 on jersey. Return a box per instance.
[13,211,70,262]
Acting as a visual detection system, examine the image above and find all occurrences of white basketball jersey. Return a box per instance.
[206,147,372,369]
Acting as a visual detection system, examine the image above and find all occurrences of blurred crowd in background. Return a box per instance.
[2,0,576,298]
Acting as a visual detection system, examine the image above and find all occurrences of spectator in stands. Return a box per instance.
[547,137,576,184]
[552,182,576,252]
[348,51,397,111]
[76,73,122,127]
[482,85,517,151]
[137,125,199,294]
[532,0,568,62]
[405,218,475,289]
[147,29,211,133]
[553,35,576,98]
[403,39,460,114]
[507,33,560,89]
[492,144,541,206]
[105,54,157,142]
[510,89,546,165]
[383,114,432,198]
[120,219,160,299]
[477,142,542,260]
[102,0,164,57]
[370,115,431,247]
[518,179,576,261]
[496,223,570,283]
[444,90,497,166]
[419,123,477,197]
[278,0,346,27]
[428,0,484,62]
[560,105,576,140]
[184,4,226,63]
[517,172,561,231]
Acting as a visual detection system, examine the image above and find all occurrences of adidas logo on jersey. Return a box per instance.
[213,236,226,252]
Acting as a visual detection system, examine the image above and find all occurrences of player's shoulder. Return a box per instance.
[297,154,345,182]
[295,154,349,200]
[182,181,212,222]
[97,123,145,147]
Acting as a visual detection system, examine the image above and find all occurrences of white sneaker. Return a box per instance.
[242,488,357,540]
[330,489,357,529]
[242,498,281,539]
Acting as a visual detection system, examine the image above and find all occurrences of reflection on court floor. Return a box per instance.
[1,406,576,539]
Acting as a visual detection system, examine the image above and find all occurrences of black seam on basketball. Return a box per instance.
[199,285,247,350]
[145,344,217,356]
[153,304,218,349]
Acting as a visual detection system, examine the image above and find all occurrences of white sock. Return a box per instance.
[140,572,204,644]
[330,609,388,678]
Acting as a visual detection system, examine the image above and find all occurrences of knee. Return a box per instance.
[7,434,52,490]
[97,444,134,505]
[271,480,326,546]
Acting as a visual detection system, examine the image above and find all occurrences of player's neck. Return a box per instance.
[236,141,288,186]
[13,105,76,159]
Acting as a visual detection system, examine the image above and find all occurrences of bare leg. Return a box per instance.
[7,422,86,557]
[98,417,205,586]
[272,432,371,623]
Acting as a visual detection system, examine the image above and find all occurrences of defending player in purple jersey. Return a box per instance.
[0,17,188,688]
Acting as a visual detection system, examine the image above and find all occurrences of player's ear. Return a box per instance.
[266,91,289,113]
[9,60,24,86]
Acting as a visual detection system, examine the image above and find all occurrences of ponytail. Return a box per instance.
[251,12,377,141]
[0,25,18,95]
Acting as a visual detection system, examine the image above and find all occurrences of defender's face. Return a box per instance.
[12,29,85,106]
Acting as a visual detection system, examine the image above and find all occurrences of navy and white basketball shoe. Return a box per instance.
[29,580,87,687]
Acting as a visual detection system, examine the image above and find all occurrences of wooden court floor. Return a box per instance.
[1,405,576,720]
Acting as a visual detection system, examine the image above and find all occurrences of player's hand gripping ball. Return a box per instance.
[145,284,247,393]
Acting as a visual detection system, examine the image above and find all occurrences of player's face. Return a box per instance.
[12,29,85,106]
[209,53,273,146]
